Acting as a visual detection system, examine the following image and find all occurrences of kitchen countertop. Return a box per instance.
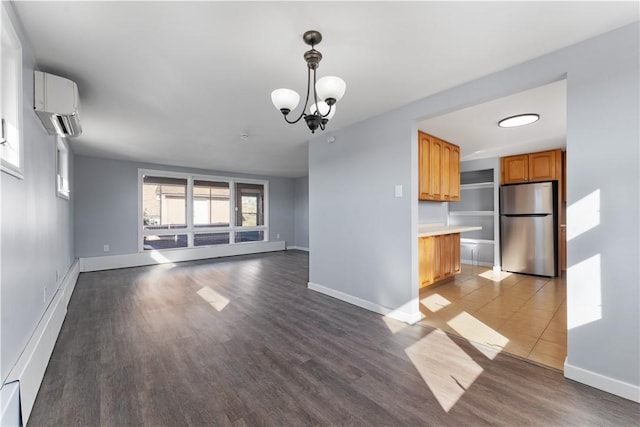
[418,223,482,237]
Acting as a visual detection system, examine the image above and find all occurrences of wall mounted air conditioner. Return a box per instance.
[34,71,82,137]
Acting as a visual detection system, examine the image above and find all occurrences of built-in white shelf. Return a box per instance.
[449,210,495,216]
[460,182,494,190]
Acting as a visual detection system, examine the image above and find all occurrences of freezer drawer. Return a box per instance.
[500,215,556,276]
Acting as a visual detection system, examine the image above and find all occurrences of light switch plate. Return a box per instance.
[395,184,403,197]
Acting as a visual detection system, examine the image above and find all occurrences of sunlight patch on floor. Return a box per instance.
[478,270,512,282]
[405,329,483,412]
[382,316,408,333]
[447,312,509,360]
[420,294,451,313]
[197,286,230,311]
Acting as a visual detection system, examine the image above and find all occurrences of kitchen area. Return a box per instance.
[416,80,568,371]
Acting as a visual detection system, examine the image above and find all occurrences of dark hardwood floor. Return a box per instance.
[29,250,638,426]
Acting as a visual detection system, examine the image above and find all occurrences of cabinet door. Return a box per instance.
[429,138,442,200]
[432,235,444,283]
[449,145,460,201]
[501,154,529,184]
[529,149,559,182]
[418,132,431,200]
[451,233,461,275]
[441,141,451,200]
[419,236,435,288]
[442,234,454,278]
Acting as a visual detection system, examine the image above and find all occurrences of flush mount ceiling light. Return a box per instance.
[271,30,346,134]
[498,113,540,128]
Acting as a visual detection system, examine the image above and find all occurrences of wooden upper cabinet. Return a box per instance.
[529,150,558,181]
[501,154,529,184]
[429,138,443,200]
[449,145,460,201]
[418,132,432,200]
[418,131,460,201]
[501,149,562,184]
[441,142,451,199]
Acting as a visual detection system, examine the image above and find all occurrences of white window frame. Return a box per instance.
[1,6,24,179]
[138,169,269,252]
[56,137,70,199]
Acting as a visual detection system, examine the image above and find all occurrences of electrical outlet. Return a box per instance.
[103,244,110,252]
[277,233,280,239]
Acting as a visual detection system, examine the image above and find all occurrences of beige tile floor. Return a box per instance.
[418,264,566,370]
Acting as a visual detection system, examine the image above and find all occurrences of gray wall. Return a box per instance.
[74,156,296,257]
[310,114,414,310]
[293,176,309,249]
[564,23,639,387]
[309,23,639,390]
[1,4,75,384]
[418,201,448,224]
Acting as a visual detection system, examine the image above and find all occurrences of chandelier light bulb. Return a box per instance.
[271,88,300,114]
[315,76,346,105]
[310,101,336,121]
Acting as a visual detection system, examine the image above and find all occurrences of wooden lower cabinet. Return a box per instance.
[419,233,461,288]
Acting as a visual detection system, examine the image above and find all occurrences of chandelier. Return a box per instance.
[271,30,346,133]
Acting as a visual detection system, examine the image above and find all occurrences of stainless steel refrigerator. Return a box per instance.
[500,181,558,277]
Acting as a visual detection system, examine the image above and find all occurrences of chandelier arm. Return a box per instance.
[322,103,333,118]
[312,68,333,119]
[283,67,313,124]
[312,68,321,114]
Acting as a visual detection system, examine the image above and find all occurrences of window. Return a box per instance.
[194,180,230,227]
[235,183,264,227]
[139,170,268,251]
[142,175,188,251]
[56,137,70,199]
[1,9,23,178]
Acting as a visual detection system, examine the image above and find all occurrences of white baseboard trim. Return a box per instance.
[0,381,20,427]
[307,282,421,324]
[287,246,309,252]
[80,241,286,272]
[564,362,640,403]
[5,259,80,425]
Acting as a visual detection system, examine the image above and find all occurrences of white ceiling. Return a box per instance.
[419,79,567,161]
[11,2,639,178]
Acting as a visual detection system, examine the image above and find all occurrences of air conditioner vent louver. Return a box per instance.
[34,71,82,137]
